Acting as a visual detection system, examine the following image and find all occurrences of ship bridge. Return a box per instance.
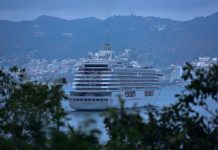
[98,44,115,60]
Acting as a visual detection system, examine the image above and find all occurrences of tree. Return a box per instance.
[1,63,217,150]
[48,126,101,150]
[0,66,101,150]
[104,63,218,150]
[0,66,67,149]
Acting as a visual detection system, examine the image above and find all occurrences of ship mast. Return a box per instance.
[103,44,112,51]
[99,44,114,60]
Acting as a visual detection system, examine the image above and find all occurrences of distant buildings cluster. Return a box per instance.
[161,65,184,86]
[23,58,81,82]
[21,56,217,85]
[161,57,218,86]
[192,57,218,68]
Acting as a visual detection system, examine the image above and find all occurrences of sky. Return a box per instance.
[0,0,218,21]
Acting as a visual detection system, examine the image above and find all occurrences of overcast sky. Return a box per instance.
[0,0,218,21]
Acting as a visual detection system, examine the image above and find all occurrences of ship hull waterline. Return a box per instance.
[69,90,160,110]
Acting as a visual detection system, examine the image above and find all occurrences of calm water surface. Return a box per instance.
[61,86,182,142]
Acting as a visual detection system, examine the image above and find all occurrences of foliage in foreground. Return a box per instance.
[104,63,218,150]
[0,63,218,150]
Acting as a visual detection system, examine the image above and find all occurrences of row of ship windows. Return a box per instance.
[125,91,136,97]
[76,88,118,90]
[73,98,108,102]
[77,71,155,74]
[79,69,110,71]
[114,69,155,72]
[81,67,154,72]
[71,92,111,96]
[76,74,157,76]
[75,87,158,90]
[75,76,158,79]
[84,64,109,67]
[76,73,157,76]
[125,91,154,97]
[74,79,159,82]
[74,83,159,86]
[76,74,157,78]
[75,80,158,82]
[79,72,111,75]
[144,91,154,96]
[75,79,159,81]
[76,71,156,73]
[75,82,159,86]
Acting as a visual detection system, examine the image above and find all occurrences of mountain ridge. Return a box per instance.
[1,12,218,66]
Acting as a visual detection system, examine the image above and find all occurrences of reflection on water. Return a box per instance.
[62,86,182,142]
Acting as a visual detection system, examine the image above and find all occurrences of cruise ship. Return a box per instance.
[69,44,161,110]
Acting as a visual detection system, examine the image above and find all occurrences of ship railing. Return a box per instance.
[75,74,113,77]
[74,78,115,81]
[71,89,117,92]
[72,85,120,88]
[116,74,158,77]
[74,78,158,82]
[72,86,159,90]
[76,70,112,73]
[70,96,111,99]
[73,81,119,84]
[73,82,159,86]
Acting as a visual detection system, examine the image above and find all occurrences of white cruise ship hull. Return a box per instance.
[69,90,160,110]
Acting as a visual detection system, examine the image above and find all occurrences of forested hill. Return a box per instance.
[1,12,218,66]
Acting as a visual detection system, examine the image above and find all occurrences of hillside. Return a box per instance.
[1,13,218,66]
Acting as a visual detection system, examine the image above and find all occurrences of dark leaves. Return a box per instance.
[1,63,218,150]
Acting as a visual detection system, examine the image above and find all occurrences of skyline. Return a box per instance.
[0,0,218,21]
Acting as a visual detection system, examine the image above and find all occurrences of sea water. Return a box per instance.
[61,86,182,142]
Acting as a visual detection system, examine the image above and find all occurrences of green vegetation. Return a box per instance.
[0,63,217,150]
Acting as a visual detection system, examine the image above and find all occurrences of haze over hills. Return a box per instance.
[0,12,218,66]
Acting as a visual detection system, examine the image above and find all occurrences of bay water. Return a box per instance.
[61,86,182,142]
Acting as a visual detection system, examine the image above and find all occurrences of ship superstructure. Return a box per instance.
[69,44,160,110]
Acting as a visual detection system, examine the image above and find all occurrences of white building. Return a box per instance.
[170,65,183,82]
